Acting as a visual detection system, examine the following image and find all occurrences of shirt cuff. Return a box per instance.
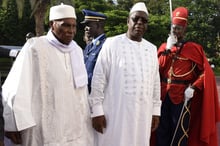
[152,106,161,116]
[91,104,104,118]
[9,50,19,57]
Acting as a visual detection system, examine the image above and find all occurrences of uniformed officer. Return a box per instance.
[81,9,107,93]
[155,7,220,146]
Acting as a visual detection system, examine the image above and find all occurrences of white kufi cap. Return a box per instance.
[130,2,149,15]
[49,3,76,21]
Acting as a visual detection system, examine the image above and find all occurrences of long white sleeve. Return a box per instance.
[88,38,111,117]
[2,40,36,131]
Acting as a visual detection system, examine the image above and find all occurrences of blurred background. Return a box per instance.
[0,0,220,76]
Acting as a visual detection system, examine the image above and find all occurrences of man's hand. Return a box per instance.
[151,116,160,132]
[5,131,22,144]
[0,140,4,146]
[166,35,177,50]
[92,115,106,134]
[184,86,195,103]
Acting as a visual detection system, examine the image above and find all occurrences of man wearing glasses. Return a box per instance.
[88,2,161,146]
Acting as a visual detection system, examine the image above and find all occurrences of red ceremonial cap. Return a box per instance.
[172,7,188,27]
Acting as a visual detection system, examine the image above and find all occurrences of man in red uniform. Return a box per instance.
[156,7,220,146]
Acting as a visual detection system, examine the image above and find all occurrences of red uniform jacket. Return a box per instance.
[153,42,220,146]
[158,42,204,104]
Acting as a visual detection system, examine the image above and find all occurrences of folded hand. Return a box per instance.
[5,131,22,144]
[151,116,160,132]
[92,115,106,134]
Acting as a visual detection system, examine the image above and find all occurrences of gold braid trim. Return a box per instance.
[177,103,191,146]
[176,56,189,60]
[171,63,196,78]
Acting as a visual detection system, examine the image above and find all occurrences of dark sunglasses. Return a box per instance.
[131,16,148,24]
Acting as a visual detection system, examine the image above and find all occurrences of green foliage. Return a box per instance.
[105,10,128,37]
[0,0,35,45]
[0,0,19,44]
[0,0,220,68]
[117,0,133,10]
[145,14,170,47]
[212,63,220,76]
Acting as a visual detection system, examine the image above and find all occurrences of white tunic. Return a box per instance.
[89,34,161,146]
[2,36,94,146]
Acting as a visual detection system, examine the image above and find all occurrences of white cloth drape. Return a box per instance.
[46,30,87,88]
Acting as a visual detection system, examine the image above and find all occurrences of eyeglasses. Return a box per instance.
[131,16,148,24]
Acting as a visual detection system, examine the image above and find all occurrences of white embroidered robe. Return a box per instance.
[89,34,161,146]
[2,36,94,146]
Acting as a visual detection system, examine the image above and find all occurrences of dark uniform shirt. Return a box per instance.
[84,34,106,93]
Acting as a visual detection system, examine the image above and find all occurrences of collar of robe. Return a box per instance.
[46,29,88,88]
